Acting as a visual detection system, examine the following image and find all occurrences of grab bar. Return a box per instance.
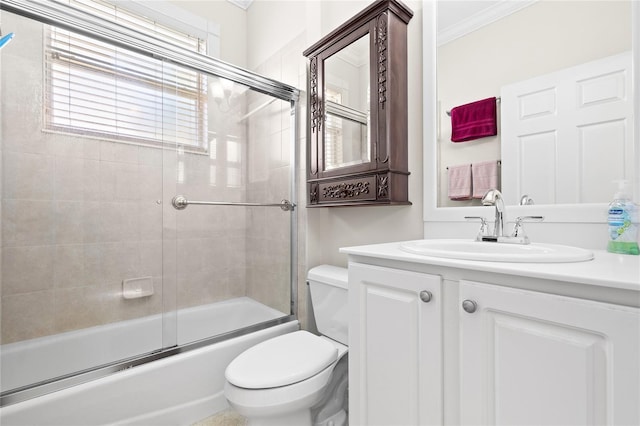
[171,195,295,211]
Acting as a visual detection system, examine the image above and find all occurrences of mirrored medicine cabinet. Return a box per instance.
[303,0,413,207]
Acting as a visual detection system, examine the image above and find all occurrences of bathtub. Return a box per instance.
[1,297,285,392]
[0,298,299,426]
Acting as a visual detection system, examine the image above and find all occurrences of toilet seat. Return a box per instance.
[225,331,338,389]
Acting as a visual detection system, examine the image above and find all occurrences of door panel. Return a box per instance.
[501,52,632,205]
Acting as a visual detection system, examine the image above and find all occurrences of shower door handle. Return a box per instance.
[172,195,295,211]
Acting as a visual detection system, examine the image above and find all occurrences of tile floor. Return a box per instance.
[191,409,247,426]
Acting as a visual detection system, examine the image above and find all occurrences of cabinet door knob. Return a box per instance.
[419,290,433,303]
[462,299,477,313]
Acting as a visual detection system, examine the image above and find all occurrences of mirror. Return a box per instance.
[435,0,634,208]
[324,33,371,171]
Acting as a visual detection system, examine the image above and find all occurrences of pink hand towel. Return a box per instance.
[450,97,497,142]
[472,160,500,199]
[448,164,472,200]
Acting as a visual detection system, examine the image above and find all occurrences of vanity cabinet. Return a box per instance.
[344,248,640,425]
[349,262,442,425]
[303,0,413,207]
[459,280,640,425]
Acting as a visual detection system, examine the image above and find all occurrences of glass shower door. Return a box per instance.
[0,9,168,395]
[0,0,298,404]
[163,61,296,346]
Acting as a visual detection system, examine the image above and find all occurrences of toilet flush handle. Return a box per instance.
[419,290,433,303]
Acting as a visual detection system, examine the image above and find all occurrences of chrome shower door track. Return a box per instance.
[0,316,297,407]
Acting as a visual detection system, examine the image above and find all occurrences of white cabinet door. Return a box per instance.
[459,280,640,426]
[349,262,443,426]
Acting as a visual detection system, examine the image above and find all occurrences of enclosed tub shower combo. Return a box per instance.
[0,0,300,424]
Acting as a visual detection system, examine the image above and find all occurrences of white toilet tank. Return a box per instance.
[307,265,348,346]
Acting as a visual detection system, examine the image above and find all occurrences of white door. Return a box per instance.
[501,52,632,205]
[459,280,640,425]
[349,262,442,426]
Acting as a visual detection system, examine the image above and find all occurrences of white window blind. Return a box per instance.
[324,88,343,168]
[45,0,207,150]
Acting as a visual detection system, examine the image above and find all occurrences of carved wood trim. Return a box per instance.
[309,182,319,204]
[377,174,389,198]
[377,13,388,108]
[310,57,322,134]
[316,176,377,203]
[323,181,370,199]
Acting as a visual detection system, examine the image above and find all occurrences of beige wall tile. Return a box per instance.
[3,151,53,200]
[54,201,86,244]
[2,200,55,247]
[139,202,163,241]
[1,11,301,347]
[54,157,100,201]
[2,291,56,343]
[100,242,141,284]
[54,244,87,289]
[2,246,55,295]
[53,286,108,333]
[101,202,140,242]
[140,240,163,278]
[114,163,140,201]
[138,165,163,201]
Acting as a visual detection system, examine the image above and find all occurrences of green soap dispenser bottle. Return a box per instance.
[607,180,639,255]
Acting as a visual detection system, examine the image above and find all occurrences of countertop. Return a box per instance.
[340,240,640,293]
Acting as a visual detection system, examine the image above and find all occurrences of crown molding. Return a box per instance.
[438,0,537,46]
[227,0,253,11]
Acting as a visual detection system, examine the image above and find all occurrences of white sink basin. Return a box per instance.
[399,239,594,263]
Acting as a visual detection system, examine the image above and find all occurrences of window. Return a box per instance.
[324,86,369,170]
[44,0,207,151]
[324,87,344,168]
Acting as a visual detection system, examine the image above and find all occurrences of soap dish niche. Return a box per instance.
[123,276,154,299]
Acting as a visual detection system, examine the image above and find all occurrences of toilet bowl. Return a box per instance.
[224,265,349,426]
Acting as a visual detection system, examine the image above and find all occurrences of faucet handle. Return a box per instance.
[465,216,489,241]
[511,215,544,238]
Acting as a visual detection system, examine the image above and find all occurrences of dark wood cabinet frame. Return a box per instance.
[304,0,413,207]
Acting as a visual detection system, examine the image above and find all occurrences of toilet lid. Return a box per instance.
[225,330,338,389]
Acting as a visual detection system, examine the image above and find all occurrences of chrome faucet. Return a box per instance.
[481,188,505,237]
[467,189,545,244]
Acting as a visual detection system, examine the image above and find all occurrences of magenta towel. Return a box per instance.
[472,160,499,199]
[450,97,497,142]
[448,164,472,200]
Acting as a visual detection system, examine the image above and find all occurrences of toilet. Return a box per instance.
[224,265,349,426]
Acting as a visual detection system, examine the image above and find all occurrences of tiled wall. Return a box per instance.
[0,11,295,345]
[0,12,170,342]
[247,34,308,324]
[0,14,168,344]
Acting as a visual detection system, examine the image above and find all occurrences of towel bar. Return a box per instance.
[446,160,501,170]
[446,96,501,116]
[172,195,296,211]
